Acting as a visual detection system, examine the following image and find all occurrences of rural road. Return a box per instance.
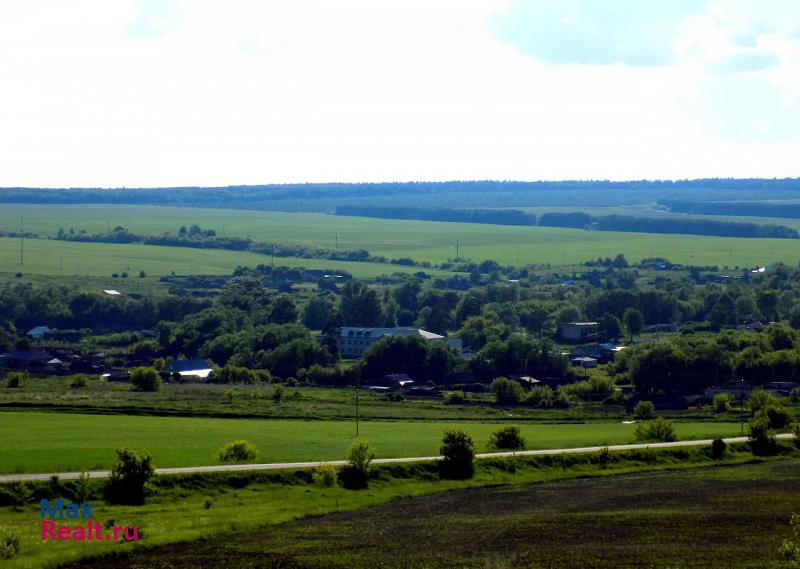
[1,434,794,484]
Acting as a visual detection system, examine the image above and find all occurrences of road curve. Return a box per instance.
[1,434,794,484]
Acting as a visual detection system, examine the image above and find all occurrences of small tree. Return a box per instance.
[781,513,800,567]
[105,447,154,505]
[217,440,257,462]
[341,439,375,489]
[766,405,793,430]
[491,377,523,405]
[439,428,475,480]
[712,393,732,413]
[488,426,525,452]
[711,438,727,460]
[4,371,27,388]
[749,410,776,455]
[633,400,656,420]
[748,389,777,414]
[130,367,162,392]
[623,307,644,341]
[634,417,676,442]
[0,527,20,560]
[597,446,611,470]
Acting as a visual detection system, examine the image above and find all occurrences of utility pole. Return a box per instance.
[355,375,360,437]
[335,233,339,251]
[107,220,111,234]
[454,240,460,262]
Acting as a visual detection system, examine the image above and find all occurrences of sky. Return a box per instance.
[1,0,800,187]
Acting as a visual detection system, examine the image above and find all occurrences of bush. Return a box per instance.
[0,527,20,560]
[525,385,555,408]
[749,411,776,455]
[130,367,162,392]
[766,405,793,430]
[780,513,800,567]
[711,438,727,460]
[443,391,466,404]
[68,375,88,389]
[597,446,611,470]
[104,447,154,505]
[312,463,338,487]
[4,371,27,388]
[633,400,656,420]
[712,393,732,413]
[488,426,525,452]
[491,377,523,405]
[217,440,257,462]
[217,365,258,384]
[634,417,676,442]
[791,387,800,404]
[748,389,778,414]
[439,428,475,480]
[272,385,285,402]
[340,439,375,489]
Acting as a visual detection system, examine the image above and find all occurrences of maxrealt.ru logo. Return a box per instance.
[40,499,139,542]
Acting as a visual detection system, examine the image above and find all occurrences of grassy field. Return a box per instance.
[0,237,443,280]
[0,411,745,474]
[1,204,799,268]
[54,457,800,569]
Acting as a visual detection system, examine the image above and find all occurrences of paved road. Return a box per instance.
[1,434,794,484]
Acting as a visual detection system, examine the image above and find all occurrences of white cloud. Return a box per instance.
[0,0,798,187]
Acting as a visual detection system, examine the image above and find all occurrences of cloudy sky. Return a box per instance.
[1,0,800,187]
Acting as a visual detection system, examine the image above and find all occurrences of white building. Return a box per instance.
[336,327,462,358]
[558,322,599,341]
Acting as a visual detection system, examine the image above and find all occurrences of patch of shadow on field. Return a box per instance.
[60,460,800,569]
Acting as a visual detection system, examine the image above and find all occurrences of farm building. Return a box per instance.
[165,359,214,380]
[336,327,463,358]
[558,322,599,341]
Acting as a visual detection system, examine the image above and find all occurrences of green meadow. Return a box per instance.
[1,203,797,268]
[0,411,743,474]
[0,237,440,280]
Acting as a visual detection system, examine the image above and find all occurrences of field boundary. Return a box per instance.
[1,434,794,484]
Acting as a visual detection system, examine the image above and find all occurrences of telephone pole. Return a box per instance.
[454,240,460,262]
[335,233,339,250]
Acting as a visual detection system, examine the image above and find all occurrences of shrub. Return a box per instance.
[217,365,257,384]
[312,463,338,487]
[340,439,375,489]
[791,387,800,404]
[633,400,656,420]
[712,393,732,413]
[525,385,555,408]
[749,411,776,455]
[385,391,406,402]
[491,377,523,405]
[68,375,88,389]
[711,438,727,460]
[748,389,778,414]
[104,447,154,505]
[272,385,285,402]
[0,527,20,560]
[439,428,475,480]
[4,371,27,388]
[634,417,676,442]
[7,483,32,511]
[597,446,611,470]
[443,391,466,404]
[781,513,800,567]
[130,367,162,392]
[217,440,257,462]
[488,426,525,452]
[766,405,793,430]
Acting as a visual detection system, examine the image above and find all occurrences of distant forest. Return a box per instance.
[661,200,800,219]
[336,206,799,239]
[3,178,800,212]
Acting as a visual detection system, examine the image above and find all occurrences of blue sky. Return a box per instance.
[1,0,799,186]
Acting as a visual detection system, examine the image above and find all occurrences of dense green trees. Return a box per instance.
[361,335,458,383]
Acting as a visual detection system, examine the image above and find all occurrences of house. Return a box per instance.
[27,326,51,340]
[764,381,799,397]
[570,356,598,369]
[509,374,541,388]
[335,327,463,359]
[558,322,598,342]
[44,329,83,343]
[0,350,52,370]
[165,359,214,380]
[368,373,415,391]
[703,381,752,401]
